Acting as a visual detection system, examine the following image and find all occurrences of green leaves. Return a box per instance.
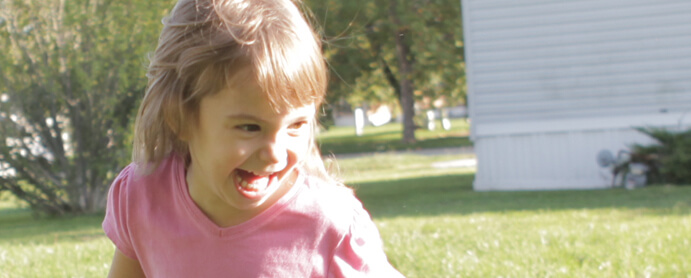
[632,127,691,185]
[306,0,465,143]
[0,0,169,215]
[309,0,464,103]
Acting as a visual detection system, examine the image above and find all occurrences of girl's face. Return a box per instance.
[185,77,315,225]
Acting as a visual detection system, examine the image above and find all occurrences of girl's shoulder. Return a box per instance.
[296,175,369,229]
[109,154,183,200]
[301,175,358,206]
[103,154,185,260]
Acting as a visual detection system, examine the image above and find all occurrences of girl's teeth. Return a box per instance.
[236,170,273,191]
[238,176,262,190]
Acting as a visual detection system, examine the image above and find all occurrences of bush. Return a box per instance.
[631,127,691,185]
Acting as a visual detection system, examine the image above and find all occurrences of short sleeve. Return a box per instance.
[328,206,405,278]
[102,164,138,259]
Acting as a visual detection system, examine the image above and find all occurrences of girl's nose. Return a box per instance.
[259,141,288,171]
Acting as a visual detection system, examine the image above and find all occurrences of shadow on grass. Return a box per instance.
[353,173,691,218]
[0,209,105,243]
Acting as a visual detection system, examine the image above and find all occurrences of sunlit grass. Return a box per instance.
[0,209,113,277]
[318,118,471,155]
[329,153,475,184]
[378,209,690,278]
[1,237,113,277]
[338,155,691,277]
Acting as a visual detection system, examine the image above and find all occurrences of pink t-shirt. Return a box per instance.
[102,154,404,277]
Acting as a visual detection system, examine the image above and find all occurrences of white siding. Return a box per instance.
[462,0,691,190]
[464,0,691,134]
[473,128,658,190]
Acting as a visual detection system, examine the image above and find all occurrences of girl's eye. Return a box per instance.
[287,121,309,136]
[289,121,308,130]
[237,124,261,132]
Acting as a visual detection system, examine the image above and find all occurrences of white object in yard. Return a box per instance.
[432,159,477,169]
[442,118,451,130]
[354,108,365,136]
[368,105,392,127]
[426,110,436,130]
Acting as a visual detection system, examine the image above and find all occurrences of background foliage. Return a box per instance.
[0,0,171,214]
[305,0,466,142]
[632,127,691,185]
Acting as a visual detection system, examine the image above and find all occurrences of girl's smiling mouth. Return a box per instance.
[234,169,280,198]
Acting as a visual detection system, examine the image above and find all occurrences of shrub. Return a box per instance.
[631,127,691,185]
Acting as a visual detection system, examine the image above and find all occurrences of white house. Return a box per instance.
[461,0,691,190]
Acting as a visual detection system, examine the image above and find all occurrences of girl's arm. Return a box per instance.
[329,204,405,277]
[107,249,146,278]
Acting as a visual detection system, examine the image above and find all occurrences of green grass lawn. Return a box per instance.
[337,154,691,277]
[2,152,690,277]
[317,118,471,155]
[0,205,112,277]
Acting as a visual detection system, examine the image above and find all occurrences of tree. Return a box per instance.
[306,0,465,142]
[0,0,168,215]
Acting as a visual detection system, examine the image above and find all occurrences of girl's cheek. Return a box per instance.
[232,142,254,157]
[291,136,311,155]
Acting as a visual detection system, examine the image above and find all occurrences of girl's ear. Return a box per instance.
[165,115,194,143]
[176,120,194,142]
[177,129,189,142]
[164,116,187,142]
[169,106,197,142]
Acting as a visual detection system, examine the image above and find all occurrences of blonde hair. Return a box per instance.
[133,0,336,183]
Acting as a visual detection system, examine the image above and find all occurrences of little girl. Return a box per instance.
[102,0,404,277]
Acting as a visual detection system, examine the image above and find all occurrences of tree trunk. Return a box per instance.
[389,0,416,143]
